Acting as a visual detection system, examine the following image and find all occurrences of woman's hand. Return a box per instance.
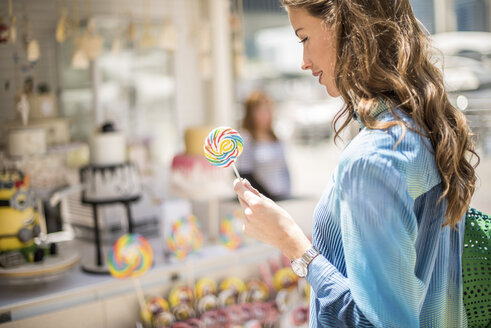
[233,179,311,260]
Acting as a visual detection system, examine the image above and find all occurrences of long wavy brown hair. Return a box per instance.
[281,0,479,228]
[242,90,278,141]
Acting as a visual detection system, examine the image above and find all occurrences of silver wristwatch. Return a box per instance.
[290,246,320,278]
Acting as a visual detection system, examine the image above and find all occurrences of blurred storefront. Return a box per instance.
[0,0,490,327]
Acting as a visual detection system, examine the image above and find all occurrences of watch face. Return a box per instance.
[291,261,307,278]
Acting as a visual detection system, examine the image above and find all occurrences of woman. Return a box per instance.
[234,0,479,327]
[238,90,291,201]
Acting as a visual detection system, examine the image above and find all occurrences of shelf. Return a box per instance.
[0,237,280,323]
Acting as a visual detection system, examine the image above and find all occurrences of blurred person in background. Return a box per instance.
[238,90,291,201]
[234,0,480,327]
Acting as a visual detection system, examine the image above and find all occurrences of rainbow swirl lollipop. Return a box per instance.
[108,233,154,279]
[220,210,245,250]
[204,127,243,178]
[166,215,204,260]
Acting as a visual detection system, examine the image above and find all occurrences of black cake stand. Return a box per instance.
[79,164,141,274]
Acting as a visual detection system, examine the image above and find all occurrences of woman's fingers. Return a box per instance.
[234,179,262,206]
[234,179,264,225]
[243,179,262,197]
[237,196,247,209]
[237,196,251,218]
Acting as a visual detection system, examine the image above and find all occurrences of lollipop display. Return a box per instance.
[108,233,154,321]
[273,267,298,291]
[166,215,204,260]
[108,233,153,279]
[194,277,217,300]
[203,127,243,178]
[141,296,173,326]
[138,254,307,327]
[220,210,245,250]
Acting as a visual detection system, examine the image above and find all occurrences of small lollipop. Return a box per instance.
[166,215,204,260]
[220,210,245,250]
[108,233,153,279]
[204,127,243,179]
[108,233,154,317]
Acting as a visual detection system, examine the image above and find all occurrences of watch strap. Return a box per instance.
[300,246,319,267]
[291,246,319,276]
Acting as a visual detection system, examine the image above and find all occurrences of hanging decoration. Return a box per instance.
[81,0,103,60]
[16,93,30,126]
[158,18,176,52]
[7,0,16,43]
[83,19,103,60]
[230,0,246,77]
[111,12,122,54]
[139,0,155,49]
[55,7,70,43]
[71,0,89,69]
[0,15,9,44]
[125,12,136,44]
[189,0,212,79]
[23,15,40,62]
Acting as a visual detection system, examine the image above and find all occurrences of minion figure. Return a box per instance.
[0,169,45,268]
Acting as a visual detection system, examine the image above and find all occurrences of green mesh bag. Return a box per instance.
[462,207,491,327]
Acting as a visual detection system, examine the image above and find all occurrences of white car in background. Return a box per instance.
[431,32,491,93]
[431,32,491,153]
[431,32,491,64]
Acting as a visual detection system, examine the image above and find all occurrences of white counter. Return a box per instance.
[0,238,280,328]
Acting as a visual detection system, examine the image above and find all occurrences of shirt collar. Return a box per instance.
[353,98,390,129]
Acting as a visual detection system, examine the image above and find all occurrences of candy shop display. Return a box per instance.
[7,127,46,157]
[220,277,246,295]
[0,170,41,267]
[219,209,245,250]
[193,278,219,317]
[82,122,141,203]
[203,127,244,178]
[218,276,246,307]
[108,233,154,279]
[69,123,143,273]
[80,163,141,203]
[108,233,154,323]
[275,270,309,327]
[170,127,232,199]
[168,285,196,322]
[273,267,298,291]
[169,285,194,308]
[166,215,204,260]
[141,297,172,326]
[153,311,176,328]
[194,277,217,299]
[89,122,126,166]
[244,279,270,303]
[0,169,79,284]
[196,294,218,315]
[138,253,310,328]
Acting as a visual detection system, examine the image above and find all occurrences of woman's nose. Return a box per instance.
[301,57,311,71]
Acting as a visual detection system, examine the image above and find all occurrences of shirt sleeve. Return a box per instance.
[307,153,425,327]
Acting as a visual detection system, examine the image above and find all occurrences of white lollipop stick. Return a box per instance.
[231,163,241,179]
[132,277,146,314]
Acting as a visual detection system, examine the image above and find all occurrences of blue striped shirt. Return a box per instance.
[307,101,467,327]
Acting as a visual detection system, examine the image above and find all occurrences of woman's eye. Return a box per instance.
[298,37,308,44]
